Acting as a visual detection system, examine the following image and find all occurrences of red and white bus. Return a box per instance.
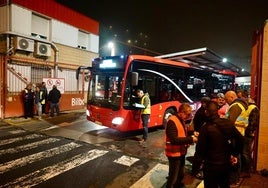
[77,55,235,132]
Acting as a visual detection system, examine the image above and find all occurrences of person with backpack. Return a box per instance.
[194,101,243,188]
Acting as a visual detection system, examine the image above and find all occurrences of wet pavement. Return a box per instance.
[1,110,268,187]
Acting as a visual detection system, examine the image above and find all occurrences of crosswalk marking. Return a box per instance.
[0,133,44,146]
[130,163,169,188]
[9,129,26,134]
[0,137,60,155]
[0,125,15,130]
[0,142,81,174]
[0,128,174,188]
[2,149,109,188]
[113,155,140,167]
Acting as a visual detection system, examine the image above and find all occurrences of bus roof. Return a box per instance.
[128,54,191,68]
[155,47,250,77]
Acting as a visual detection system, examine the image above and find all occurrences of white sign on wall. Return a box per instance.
[43,78,65,93]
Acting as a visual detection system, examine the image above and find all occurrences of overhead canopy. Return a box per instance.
[155,47,250,77]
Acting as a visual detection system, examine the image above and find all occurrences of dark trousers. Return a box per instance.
[141,114,149,141]
[24,101,33,118]
[241,136,254,173]
[229,154,241,184]
[50,102,60,117]
[166,156,185,188]
[42,103,46,114]
[203,163,230,188]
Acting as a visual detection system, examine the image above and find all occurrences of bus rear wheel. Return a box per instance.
[162,108,176,129]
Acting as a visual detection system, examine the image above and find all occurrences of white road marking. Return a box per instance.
[2,149,108,188]
[9,129,26,134]
[0,134,44,146]
[0,137,60,156]
[113,155,140,167]
[40,125,59,131]
[0,125,14,130]
[0,142,81,174]
[130,163,169,188]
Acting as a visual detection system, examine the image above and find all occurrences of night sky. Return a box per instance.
[57,0,268,72]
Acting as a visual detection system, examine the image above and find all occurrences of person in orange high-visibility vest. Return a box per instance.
[165,103,198,188]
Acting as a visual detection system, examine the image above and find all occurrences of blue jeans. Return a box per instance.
[50,102,60,116]
[141,114,150,141]
[36,102,42,117]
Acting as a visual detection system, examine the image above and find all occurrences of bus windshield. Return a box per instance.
[88,56,126,110]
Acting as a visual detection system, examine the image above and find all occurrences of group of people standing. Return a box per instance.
[164,89,259,188]
[22,82,61,119]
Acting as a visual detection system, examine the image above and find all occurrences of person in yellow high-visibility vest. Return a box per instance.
[34,85,45,120]
[136,89,151,147]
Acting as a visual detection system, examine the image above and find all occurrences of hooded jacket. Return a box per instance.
[195,114,243,166]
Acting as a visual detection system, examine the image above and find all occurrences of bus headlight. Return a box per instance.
[86,109,91,117]
[112,117,124,126]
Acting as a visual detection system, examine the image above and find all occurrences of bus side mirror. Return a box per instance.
[76,66,92,80]
[131,72,139,86]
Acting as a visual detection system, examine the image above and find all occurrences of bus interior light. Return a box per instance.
[112,117,124,126]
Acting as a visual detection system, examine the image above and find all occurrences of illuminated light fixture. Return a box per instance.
[112,117,124,126]
[222,58,227,63]
[241,68,245,72]
[108,42,115,56]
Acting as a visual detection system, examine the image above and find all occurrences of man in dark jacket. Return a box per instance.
[191,96,210,178]
[22,83,34,119]
[165,103,198,188]
[48,85,61,117]
[194,101,243,188]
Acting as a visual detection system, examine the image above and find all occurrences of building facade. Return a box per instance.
[0,0,99,118]
[251,19,268,171]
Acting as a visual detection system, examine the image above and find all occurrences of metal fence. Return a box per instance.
[7,59,85,95]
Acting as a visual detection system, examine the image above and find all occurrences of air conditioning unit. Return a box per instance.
[35,42,51,57]
[14,37,34,52]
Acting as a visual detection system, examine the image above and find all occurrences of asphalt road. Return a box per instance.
[0,111,202,188]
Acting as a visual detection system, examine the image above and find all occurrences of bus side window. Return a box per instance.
[159,89,171,101]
